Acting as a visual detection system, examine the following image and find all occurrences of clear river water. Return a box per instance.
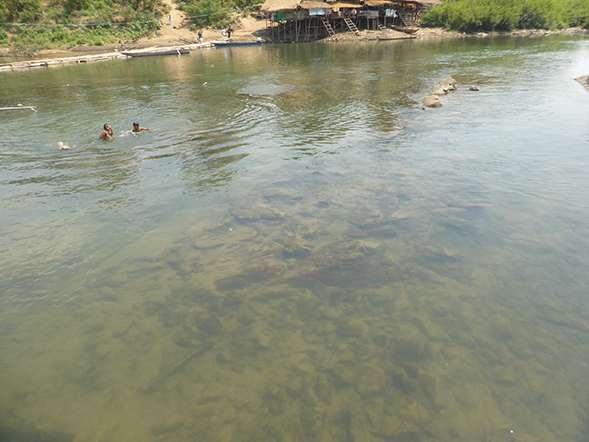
[1,35,589,442]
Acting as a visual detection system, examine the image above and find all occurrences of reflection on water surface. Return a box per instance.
[1,36,589,442]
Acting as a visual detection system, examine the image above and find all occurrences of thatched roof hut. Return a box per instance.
[261,0,438,13]
[261,0,302,12]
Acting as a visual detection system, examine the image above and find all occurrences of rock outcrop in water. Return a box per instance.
[423,75,458,108]
[576,75,589,93]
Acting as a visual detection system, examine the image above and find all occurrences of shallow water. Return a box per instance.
[1,35,589,442]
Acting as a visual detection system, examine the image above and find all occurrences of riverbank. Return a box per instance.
[0,19,586,67]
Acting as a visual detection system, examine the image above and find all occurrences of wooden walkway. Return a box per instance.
[0,52,126,73]
[0,42,213,73]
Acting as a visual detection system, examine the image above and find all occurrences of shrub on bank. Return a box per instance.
[178,0,258,29]
[421,0,589,32]
[565,0,589,28]
[0,0,163,51]
[4,18,161,52]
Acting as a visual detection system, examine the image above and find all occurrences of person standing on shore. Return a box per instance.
[99,124,114,141]
[227,24,233,38]
[198,30,204,43]
[221,28,226,38]
[168,14,172,25]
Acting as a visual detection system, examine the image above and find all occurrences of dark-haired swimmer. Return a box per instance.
[132,122,151,133]
[99,124,114,141]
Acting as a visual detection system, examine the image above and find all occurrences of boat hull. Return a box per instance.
[213,41,262,47]
[391,25,418,34]
[122,49,190,57]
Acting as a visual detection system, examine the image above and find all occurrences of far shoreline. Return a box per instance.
[0,26,586,68]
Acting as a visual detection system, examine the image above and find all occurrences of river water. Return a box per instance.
[1,35,589,442]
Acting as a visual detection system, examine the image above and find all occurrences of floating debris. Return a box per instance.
[0,104,36,111]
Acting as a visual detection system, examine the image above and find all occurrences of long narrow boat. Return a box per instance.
[212,40,263,47]
[122,48,190,57]
[391,25,419,34]
[377,35,416,41]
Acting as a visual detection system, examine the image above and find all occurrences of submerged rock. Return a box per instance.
[231,204,284,222]
[439,75,457,91]
[353,364,387,398]
[349,406,370,441]
[424,75,457,108]
[431,84,449,96]
[424,95,443,108]
[94,343,111,358]
[392,366,419,394]
[198,314,224,335]
[193,234,224,249]
[300,406,325,441]
[418,373,437,403]
[335,318,365,338]
[151,414,185,436]
[576,75,589,92]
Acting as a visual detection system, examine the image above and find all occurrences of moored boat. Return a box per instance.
[391,25,419,34]
[212,40,263,47]
[122,48,190,57]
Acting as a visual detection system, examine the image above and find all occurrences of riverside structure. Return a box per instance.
[260,0,440,42]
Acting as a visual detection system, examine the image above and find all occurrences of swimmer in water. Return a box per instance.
[132,122,151,133]
[57,142,76,150]
[99,124,114,141]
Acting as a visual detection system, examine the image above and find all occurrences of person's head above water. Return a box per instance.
[132,122,151,132]
[99,124,114,140]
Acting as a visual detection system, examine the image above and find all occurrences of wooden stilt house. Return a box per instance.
[261,0,441,42]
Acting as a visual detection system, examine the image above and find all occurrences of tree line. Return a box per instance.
[421,0,589,32]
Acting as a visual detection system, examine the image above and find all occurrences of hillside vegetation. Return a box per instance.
[0,0,166,52]
[0,0,259,52]
[176,0,258,30]
[422,0,589,32]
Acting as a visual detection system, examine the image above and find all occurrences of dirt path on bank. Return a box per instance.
[134,0,268,47]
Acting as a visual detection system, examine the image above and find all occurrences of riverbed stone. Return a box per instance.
[94,343,111,358]
[253,333,271,350]
[431,84,450,96]
[354,364,387,398]
[336,318,365,338]
[198,314,224,335]
[424,95,443,108]
[231,204,284,222]
[418,373,437,403]
[151,414,185,436]
[194,234,224,249]
[300,406,325,441]
[575,75,589,92]
[111,316,134,336]
[439,75,457,91]
[350,406,371,441]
